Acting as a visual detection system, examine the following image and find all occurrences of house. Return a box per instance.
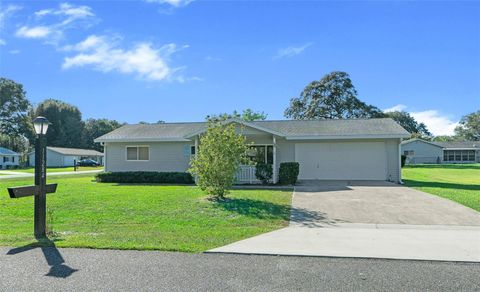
[94,118,410,183]
[29,147,104,167]
[401,138,480,164]
[0,147,20,169]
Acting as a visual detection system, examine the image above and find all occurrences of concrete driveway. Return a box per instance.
[210,180,480,262]
[291,180,480,227]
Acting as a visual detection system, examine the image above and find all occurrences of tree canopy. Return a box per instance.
[384,111,431,138]
[82,118,124,151]
[34,99,84,148]
[206,108,267,122]
[454,110,480,141]
[284,71,384,120]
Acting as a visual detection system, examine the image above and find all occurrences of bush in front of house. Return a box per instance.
[96,171,194,184]
[279,162,300,185]
[255,163,273,184]
[401,155,407,167]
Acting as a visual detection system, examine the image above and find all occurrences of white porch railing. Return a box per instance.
[235,165,260,184]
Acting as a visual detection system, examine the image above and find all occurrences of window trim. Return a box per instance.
[125,145,150,161]
[247,144,274,165]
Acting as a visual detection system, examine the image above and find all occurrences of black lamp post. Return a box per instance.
[33,116,50,238]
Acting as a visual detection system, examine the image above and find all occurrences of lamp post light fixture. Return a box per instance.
[33,116,50,238]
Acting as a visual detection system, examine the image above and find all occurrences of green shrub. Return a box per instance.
[255,163,273,184]
[401,155,407,167]
[96,171,194,184]
[279,162,299,185]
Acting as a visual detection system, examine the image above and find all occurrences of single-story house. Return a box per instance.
[0,147,20,169]
[94,118,410,183]
[401,138,480,164]
[29,147,104,167]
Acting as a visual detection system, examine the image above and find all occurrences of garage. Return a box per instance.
[295,141,387,180]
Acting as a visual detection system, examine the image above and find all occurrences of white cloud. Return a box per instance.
[0,39,5,46]
[62,35,186,82]
[384,104,459,136]
[15,2,96,42]
[410,110,458,136]
[16,26,52,38]
[274,42,313,60]
[144,0,194,7]
[0,4,22,44]
[8,49,20,54]
[383,104,407,112]
[204,55,222,62]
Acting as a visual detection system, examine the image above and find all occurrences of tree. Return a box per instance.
[284,71,384,120]
[206,108,267,122]
[189,122,249,199]
[82,118,124,151]
[454,111,480,141]
[0,78,33,145]
[432,135,459,142]
[34,99,84,147]
[384,111,431,138]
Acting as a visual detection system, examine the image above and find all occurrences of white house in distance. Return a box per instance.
[94,118,410,183]
[401,138,480,164]
[0,147,20,169]
[29,147,104,167]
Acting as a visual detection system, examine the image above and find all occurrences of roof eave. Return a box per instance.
[286,134,411,140]
[95,137,191,143]
[184,118,285,138]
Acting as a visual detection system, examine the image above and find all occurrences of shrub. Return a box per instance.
[279,162,299,185]
[255,163,273,184]
[189,121,249,199]
[96,171,194,184]
[401,155,407,167]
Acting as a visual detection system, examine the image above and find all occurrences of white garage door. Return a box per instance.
[295,141,387,180]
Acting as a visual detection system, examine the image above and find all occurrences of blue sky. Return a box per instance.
[1,0,479,135]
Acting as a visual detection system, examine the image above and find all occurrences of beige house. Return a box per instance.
[95,118,410,183]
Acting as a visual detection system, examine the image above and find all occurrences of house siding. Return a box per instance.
[401,140,443,164]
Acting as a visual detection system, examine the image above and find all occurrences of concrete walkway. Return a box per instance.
[0,170,102,180]
[209,181,480,262]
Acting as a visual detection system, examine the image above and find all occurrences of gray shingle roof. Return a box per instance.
[0,147,19,155]
[95,118,410,142]
[47,147,103,156]
[432,141,480,149]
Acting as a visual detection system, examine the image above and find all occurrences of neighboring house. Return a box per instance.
[29,147,104,167]
[0,147,20,169]
[94,118,410,183]
[401,138,480,164]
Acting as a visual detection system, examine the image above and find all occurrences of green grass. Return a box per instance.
[403,164,480,212]
[0,174,292,252]
[0,166,102,174]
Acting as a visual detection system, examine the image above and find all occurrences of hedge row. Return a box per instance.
[279,162,300,185]
[96,171,194,184]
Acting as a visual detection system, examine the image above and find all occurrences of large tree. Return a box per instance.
[284,71,384,120]
[384,111,431,138]
[454,111,480,141]
[0,78,34,152]
[82,118,124,151]
[206,108,267,122]
[34,99,84,147]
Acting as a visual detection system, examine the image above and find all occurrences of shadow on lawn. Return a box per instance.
[213,198,346,227]
[6,237,78,278]
[403,179,480,190]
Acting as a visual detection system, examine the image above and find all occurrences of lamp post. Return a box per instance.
[33,116,50,238]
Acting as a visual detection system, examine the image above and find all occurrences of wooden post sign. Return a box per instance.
[7,184,57,199]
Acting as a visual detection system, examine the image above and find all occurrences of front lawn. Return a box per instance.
[0,175,292,252]
[0,166,102,174]
[402,164,480,212]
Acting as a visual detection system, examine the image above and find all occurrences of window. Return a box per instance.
[190,145,196,156]
[403,150,414,156]
[247,145,273,164]
[443,150,475,162]
[3,156,9,163]
[126,146,149,161]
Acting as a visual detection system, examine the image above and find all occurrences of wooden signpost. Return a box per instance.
[6,117,57,239]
